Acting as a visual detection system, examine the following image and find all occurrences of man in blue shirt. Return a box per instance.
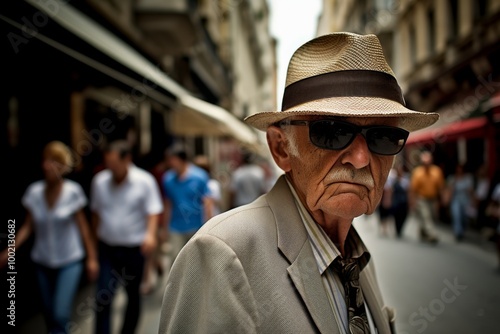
[162,148,213,264]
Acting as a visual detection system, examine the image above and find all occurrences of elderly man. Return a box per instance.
[158,32,438,334]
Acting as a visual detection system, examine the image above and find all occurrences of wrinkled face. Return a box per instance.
[272,117,396,219]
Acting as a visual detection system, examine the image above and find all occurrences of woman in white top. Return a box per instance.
[1,141,98,333]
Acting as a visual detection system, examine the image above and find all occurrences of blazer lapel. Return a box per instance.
[266,176,340,334]
[287,242,341,334]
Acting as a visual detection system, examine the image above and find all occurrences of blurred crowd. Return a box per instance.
[376,150,500,268]
[1,140,276,334]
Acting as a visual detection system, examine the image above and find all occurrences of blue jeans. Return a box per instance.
[95,242,145,334]
[36,260,83,334]
[451,196,469,237]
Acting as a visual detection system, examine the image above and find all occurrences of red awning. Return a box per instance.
[406,117,488,146]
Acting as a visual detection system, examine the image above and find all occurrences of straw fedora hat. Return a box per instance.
[244,32,439,132]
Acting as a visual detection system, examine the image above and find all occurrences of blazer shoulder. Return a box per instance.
[199,195,275,239]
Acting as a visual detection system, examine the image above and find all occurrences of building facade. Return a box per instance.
[392,0,500,181]
[318,0,500,181]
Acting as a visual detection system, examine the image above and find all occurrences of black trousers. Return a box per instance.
[95,241,145,334]
[393,205,409,237]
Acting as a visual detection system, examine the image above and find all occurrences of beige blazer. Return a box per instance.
[159,176,395,333]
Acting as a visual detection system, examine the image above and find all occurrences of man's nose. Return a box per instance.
[340,134,370,169]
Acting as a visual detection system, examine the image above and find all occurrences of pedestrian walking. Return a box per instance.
[446,164,474,241]
[229,151,266,208]
[472,164,490,228]
[162,148,213,265]
[159,32,439,333]
[378,167,396,237]
[410,151,444,243]
[486,182,500,270]
[90,140,163,334]
[391,165,410,238]
[1,141,98,334]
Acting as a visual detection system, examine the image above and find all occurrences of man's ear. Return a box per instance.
[266,126,292,172]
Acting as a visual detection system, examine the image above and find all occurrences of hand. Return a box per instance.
[141,233,157,257]
[158,228,168,243]
[86,258,99,282]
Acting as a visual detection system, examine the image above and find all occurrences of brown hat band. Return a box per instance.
[281,70,405,111]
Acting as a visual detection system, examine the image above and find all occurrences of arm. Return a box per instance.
[409,173,418,211]
[141,213,159,256]
[203,196,214,223]
[158,234,259,333]
[90,175,100,245]
[163,198,172,230]
[160,199,172,244]
[75,210,99,281]
[91,212,100,243]
[441,178,453,207]
[0,213,34,267]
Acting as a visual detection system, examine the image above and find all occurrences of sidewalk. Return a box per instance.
[354,212,497,257]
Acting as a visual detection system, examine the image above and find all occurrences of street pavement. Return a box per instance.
[353,213,500,334]
[15,213,500,334]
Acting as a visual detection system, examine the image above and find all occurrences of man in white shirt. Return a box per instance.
[90,140,163,334]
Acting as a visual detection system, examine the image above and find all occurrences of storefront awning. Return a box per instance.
[171,96,268,155]
[23,0,260,148]
[173,95,256,140]
[406,116,488,146]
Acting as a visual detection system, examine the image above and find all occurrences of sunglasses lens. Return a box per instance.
[307,120,408,155]
[366,127,408,155]
[309,121,355,150]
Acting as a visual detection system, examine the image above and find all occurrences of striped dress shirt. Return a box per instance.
[286,179,376,333]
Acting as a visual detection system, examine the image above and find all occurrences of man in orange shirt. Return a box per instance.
[410,151,444,243]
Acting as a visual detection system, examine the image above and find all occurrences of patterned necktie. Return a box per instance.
[333,257,371,334]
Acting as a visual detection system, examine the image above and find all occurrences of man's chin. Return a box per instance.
[325,195,370,218]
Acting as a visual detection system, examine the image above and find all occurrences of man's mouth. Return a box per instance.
[324,168,375,189]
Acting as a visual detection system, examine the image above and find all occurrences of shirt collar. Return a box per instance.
[285,178,371,274]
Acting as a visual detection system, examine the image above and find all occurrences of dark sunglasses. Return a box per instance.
[279,119,409,155]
